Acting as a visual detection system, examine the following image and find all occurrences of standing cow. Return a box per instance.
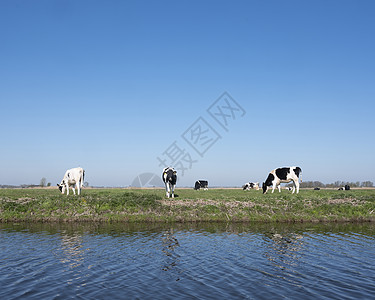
[162,167,177,198]
[262,167,302,194]
[57,167,85,195]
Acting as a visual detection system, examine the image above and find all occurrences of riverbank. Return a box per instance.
[1,188,374,223]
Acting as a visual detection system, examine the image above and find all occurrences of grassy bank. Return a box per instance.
[0,188,374,223]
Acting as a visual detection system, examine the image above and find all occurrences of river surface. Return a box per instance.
[1,222,375,299]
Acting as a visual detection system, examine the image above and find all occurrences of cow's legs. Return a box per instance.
[171,184,175,198]
[77,183,81,195]
[271,182,277,193]
[72,185,76,195]
[65,183,70,195]
[277,185,281,193]
[165,183,170,198]
[295,180,300,194]
[291,181,296,194]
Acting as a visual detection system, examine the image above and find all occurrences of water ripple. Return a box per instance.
[1,223,375,299]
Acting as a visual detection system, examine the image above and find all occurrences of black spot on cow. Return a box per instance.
[275,168,290,180]
[263,173,275,193]
[293,167,302,177]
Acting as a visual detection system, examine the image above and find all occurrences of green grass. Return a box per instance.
[0,188,374,223]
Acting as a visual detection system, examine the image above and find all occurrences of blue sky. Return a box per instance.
[1,0,374,187]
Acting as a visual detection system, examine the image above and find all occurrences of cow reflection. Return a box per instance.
[161,228,181,280]
[263,231,304,270]
[60,232,85,269]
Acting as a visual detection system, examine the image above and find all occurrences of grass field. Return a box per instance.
[0,188,374,223]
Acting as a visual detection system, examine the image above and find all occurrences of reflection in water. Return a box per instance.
[161,228,181,281]
[0,222,374,299]
[59,232,85,269]
[57,231,88,289]
[264,231,304,271]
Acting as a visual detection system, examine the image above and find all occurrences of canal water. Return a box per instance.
[1,222,374,299]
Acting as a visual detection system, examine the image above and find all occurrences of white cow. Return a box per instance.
[162,167,177,198]
[57,167,85,195]
[262,167,302,194]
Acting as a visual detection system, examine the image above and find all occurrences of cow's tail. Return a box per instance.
[81,169,85,188]
[298,167,302,183]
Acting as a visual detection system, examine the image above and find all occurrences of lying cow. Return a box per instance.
[57,167,85,195]
[162,167,177,198]
[242,182,259,191]
[262,167,302,194]
[194,180,209,190]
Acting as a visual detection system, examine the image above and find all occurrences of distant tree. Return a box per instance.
[300,181,325,188]
[47,182,51,187]
[361,181,374,187]
[84,182,89,187]
[40,177,47,187]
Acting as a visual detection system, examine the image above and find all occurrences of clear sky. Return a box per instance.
[1,0,374,187]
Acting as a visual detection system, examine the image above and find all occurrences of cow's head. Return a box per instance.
[262,182,269,194]
[57,181,65,194]
[262,174,274,194]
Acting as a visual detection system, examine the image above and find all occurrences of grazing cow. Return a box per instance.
[338,185,350,191]
[242,182,259,191]
[314,187,321,190]
[194,180,209,190]
[162,167,177,198]
[57,167,85,195]
[286,186,293,191]
[262,167,302,194]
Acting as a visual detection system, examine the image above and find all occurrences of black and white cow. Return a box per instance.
[57,167,85,195]
[338,185,350,191]
[262,167,302,194]
[194,180,208,190]
[242,182,259,191]
[162,167,177,198]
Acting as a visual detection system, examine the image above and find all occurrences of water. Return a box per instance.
[1,222,375,299]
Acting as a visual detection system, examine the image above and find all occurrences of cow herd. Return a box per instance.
[57,165,353,198]
[57,166,306,198]
[159,166,303,197]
